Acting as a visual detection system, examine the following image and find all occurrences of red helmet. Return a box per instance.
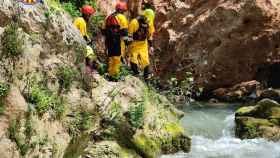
[81,5,95,15]
[115,2,128,12]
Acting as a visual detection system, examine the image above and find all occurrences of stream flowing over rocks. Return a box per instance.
[162,103,280,158]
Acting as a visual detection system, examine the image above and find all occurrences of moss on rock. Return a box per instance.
[235,106,255,116]
[132,132,161,158]
[235,116,275,139]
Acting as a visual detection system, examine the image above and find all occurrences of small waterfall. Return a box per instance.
[162,104,280,158]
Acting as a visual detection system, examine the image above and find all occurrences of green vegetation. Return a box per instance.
[0,82,10,115]
[1,22,23,58]
[61,2,81,17]
[8,107,35,156]
[108,101,122,121]
[0,82,10,97]
[27,83,64,119]
[68,108,93,137]
[74,43,87,64]
[128,101,145,129]
[57,65,78,92]
[0,102,5,115]
[132,133,161,158]
[79,111,92,131]
[161,72,203,103]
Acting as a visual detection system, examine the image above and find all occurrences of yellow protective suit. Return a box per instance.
[108,56,121,78]
[116,13,129,58]
[103,13,128,78]
[74,17,89,39]
[102,13,129,58]
[128,17,155,69]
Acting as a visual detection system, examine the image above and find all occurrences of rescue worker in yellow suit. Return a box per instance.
[102,1,129,81]
[128,8,155,81]
[74,5,99,72]
[74,5,95,42]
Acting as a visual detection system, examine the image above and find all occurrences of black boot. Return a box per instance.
[131,62,140,77]
[144,66,152,81]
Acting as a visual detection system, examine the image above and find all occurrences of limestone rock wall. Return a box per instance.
[153,0,280,91]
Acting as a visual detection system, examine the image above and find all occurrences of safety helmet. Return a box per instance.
[81,5,95,15]
[115,1,128,12]
[143,9,155,24]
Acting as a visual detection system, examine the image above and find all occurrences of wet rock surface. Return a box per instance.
[235,99,280,141]
[212,80,260,102]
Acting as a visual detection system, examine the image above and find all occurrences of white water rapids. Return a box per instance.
[162,103,280,158]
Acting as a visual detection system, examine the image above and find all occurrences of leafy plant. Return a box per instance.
[0,82,10,115]
[0,82,10,98]
[108,101,122,121]
[162,72,203,103]
[68,109,93,137]
[79,111,92,131]
[62,2,81,17]
[128,101,146,129]
[8,108,35,156]
[57,65,78,92]
[1,22,23,57]
[28,84,64,119]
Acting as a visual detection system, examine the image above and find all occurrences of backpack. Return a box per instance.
[105,13,121,37]
[133,16,149,41]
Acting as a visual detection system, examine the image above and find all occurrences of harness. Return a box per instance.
[133,16,149,41]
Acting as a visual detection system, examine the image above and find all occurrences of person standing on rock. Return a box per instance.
[128,8,155,81]
[101,1,129,82]
[74,5,100,73]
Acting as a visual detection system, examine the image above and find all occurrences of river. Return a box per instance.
[162,102,280,158]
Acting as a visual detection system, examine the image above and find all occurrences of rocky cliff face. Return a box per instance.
[153,0,280,91]
[0,0,190,158]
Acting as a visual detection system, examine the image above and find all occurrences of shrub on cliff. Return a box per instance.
[1,22,23,58]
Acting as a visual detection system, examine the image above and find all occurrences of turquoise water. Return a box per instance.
[162,102,280,158]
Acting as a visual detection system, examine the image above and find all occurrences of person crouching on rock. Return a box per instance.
[101,1,129,82]
[85,46,100,74]
[128,8,155,81]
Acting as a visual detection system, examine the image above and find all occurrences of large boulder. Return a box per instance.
[154,0,280,91]
[235,99,280,141]
[85,75,191,158]
[212,80,260,102]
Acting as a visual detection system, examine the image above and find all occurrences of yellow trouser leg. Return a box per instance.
[121,40,126,59]
[108,56,121,78]
[130,51,150,70]
[138,51,150,70]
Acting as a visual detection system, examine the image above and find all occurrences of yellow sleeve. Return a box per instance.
[128,19,139,35]
[74,18,88,37]
[148,22,155,40]
[116,14,128,30]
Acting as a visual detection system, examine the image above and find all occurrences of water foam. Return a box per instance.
[162,106,280,158]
